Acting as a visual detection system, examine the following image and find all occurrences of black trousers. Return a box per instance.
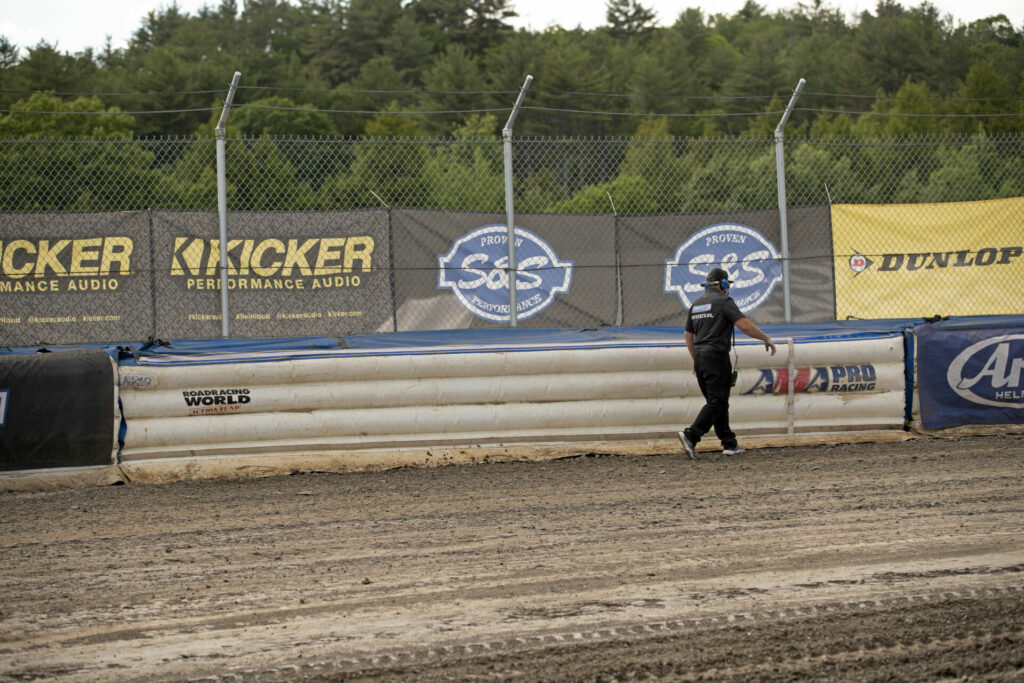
[684,346,738,449]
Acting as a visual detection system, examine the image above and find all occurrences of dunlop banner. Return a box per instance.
[832,197,1024,319]
[152,210,392,338]
[0,211,152,346]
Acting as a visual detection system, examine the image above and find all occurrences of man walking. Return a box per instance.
[679,267,776,460]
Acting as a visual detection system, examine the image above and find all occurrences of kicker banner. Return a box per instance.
[916,322,1024,429]
[151,210,393,338]
[0,211,152,346]
[0,210,395,346]
[832,197,1024,319]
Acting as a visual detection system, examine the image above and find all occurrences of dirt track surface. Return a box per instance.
[2,434,1023,682]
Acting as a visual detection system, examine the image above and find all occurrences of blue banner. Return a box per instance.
[916,323,1024,429]
[438,224,573,322]
[663,222,783,314]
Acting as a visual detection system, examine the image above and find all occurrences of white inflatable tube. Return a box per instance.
[117,334,907,460]
[124,414,904,460]
[121,337,902,389]
[125,392,903,450]
[120,363,905,419]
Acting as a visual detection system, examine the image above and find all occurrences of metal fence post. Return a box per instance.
[503,75,533,328]
[148,208,157,339]
[775,78,805,323]
[214,71,241,337]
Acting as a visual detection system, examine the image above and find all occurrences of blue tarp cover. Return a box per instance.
[0,319,925,366]
[5,316,1022,367]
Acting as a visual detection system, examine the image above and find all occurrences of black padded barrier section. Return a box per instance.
[0,350,115,471]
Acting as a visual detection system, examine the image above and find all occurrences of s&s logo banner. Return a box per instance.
[664,223,782,314]
[916,323,1024,429]
[832,197,1024,318]
[438,225,573,322]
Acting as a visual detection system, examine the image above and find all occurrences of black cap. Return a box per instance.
[704,267,733,284]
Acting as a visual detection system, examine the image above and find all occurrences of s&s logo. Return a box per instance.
[947,335,1024,407]
[438,225,573,322]
[664,223,782,313]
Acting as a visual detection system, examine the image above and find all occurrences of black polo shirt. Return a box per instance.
[685,288,743,352]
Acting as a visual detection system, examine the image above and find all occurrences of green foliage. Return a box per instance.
[0,42,98,109]
[423,144,504,210]
[0,35,18,69]
[232,97,335,137]
[417,43,488,134]
[0,94,135,138]
[784,141,865,205]
[0,100,175,210]
[161,139,221,210]
[2,0,1021,140]
[226,138,317,210]
[605,0,658,41]
[315,105,429,208]
[0,0,1022,215]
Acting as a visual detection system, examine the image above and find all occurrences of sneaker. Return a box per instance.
[722,445,745,456]
[678,431,697,460]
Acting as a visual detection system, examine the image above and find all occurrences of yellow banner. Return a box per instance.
[831,197,1024,319]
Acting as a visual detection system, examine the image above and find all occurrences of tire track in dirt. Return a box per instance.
[194,583,1024,682]
[1,434,1022,681]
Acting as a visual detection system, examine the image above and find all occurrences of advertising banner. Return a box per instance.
[0,211,152,346]
[832,197,1024,319]
[916,323,1024,429]
[151,210,393,338]
[619,205,834,326]
[391,209,616,330]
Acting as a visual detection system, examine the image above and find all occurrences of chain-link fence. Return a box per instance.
[2,132,1022,345]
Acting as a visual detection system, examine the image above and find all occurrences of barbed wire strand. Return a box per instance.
[22,250,1011,279]
[236,85,519,95]
[0,89,228,97]
[793,107,1024,118]
[236,103,512,115]
[2,104,1021,119]
[0,107,222,115]
[3,86,1023,103]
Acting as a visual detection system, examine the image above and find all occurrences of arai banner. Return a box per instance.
[916,322,1024,429]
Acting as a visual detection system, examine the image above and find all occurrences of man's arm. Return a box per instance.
[735,317,777,355]
[684,330,698,375]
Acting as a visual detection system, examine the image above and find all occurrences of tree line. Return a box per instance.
[1,0,1022,140]
[1,0,1022,215]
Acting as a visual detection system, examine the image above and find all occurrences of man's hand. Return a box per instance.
[736,317,777,356]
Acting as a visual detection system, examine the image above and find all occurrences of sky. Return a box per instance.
[1,0,1022,56]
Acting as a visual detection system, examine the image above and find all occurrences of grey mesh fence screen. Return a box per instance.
[2,132,1022,345]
